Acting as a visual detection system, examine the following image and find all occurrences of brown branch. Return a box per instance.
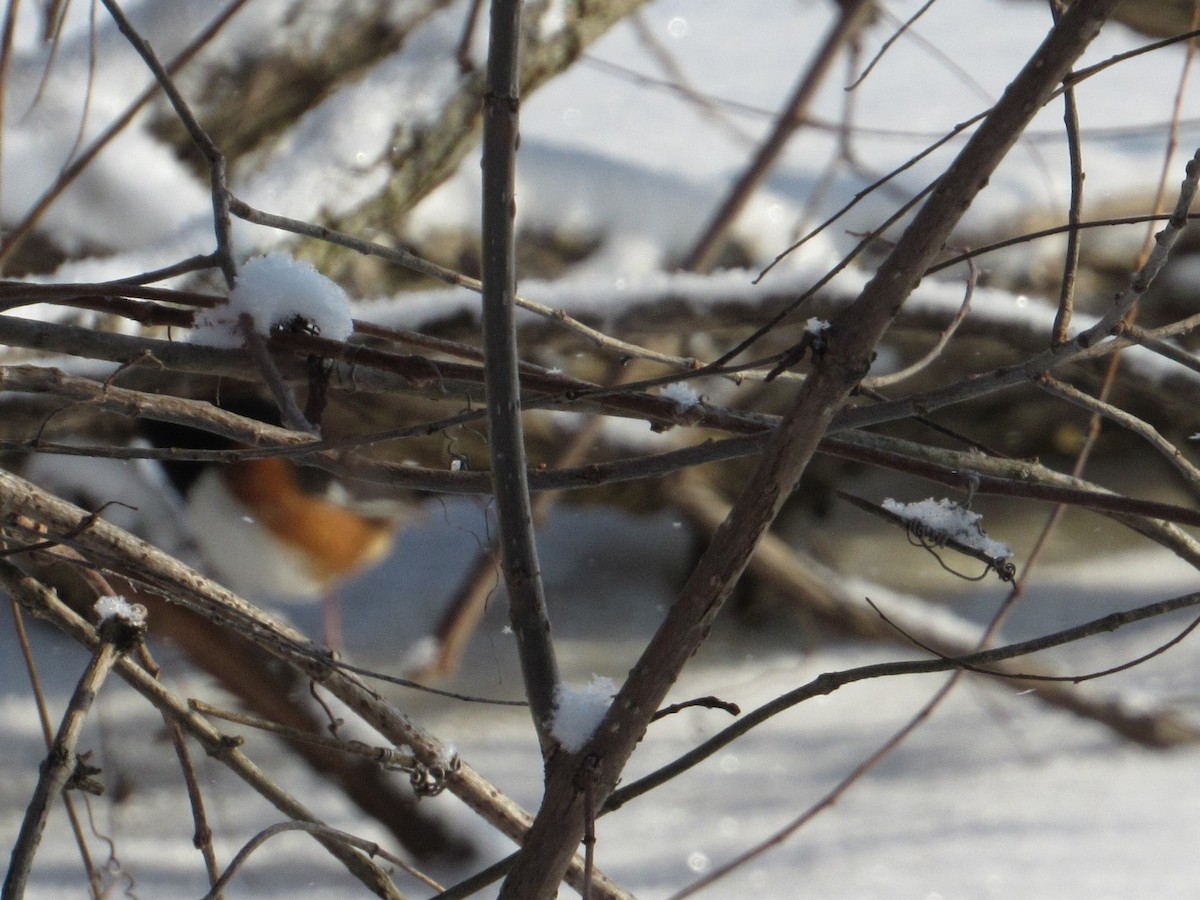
[1052,0,1084,345]
[163,717,222,890]
[1036,374,1200,495]
[3,590,144,899]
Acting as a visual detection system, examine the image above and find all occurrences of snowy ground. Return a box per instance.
[5,0,1200,897]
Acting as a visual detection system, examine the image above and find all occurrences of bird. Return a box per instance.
[138,398,399,648]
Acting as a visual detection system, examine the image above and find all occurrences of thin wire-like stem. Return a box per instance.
[203,820,442,898]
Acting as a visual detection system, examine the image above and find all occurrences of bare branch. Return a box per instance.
[98,0,237,285]
[481,0,560,750]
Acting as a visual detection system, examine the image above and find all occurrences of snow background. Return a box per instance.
[4,0,1200,897]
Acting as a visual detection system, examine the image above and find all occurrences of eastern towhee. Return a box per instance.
[141,400,397,646]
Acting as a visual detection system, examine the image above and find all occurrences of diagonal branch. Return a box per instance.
[498,2,1123,895]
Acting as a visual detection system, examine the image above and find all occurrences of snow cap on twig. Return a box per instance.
[661,381,701,411]
[94,594,148,627]
[551,675,616,752]
[882,497,1012,561]
[191,252,353,348]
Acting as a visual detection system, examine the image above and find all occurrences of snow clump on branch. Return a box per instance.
[882,497,1012,561]
[190,253,353,348]
[94,595,147,627]
[551,675,616,752]
[661,381,701,411]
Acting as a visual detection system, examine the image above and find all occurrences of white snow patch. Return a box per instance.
[882,497,1012,561]
[240,4,464,222]
[401,636,440,672]
[94,595,147,627]
[661,381,700,410]
[552,674,616,752]
[805,316,831,335]
[190,253,353,348]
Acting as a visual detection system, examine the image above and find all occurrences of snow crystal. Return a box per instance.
[882,497,1012,561]
[94,595,147,627]
[661,381,701,410]
[551,675,616,753]
[190,253,353,348]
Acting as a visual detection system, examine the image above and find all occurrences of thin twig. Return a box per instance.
[926,210,1200,277]
[1051,0,1085,344]
[202,820,443,898]
[0,0,252,268]
[480,0,561,750]
[164,718,223,892]
[98,0,237,286]
[1118,321,1200,376]
[862,256,976,389]
[848,0,933,89]
[680,0,875,273]
[866,597,1200,685]
[7,598,103,896]
[1036,374,1200,495]
[3,607,142,899]
[239,315,317,434]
